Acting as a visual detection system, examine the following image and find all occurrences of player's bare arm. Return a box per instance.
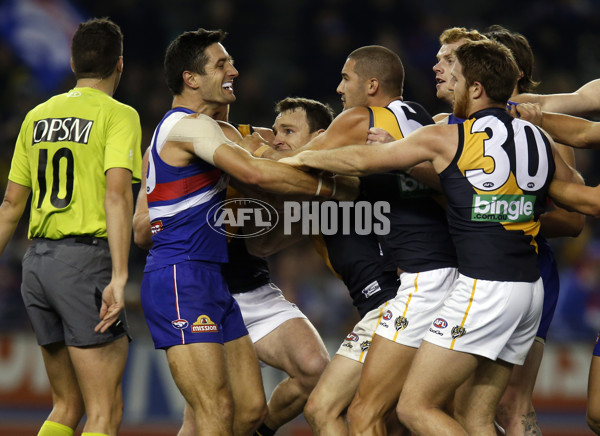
[281,123,455,177]
[548,144,600,219]
[166,114,355,199]
[133,149,152,250]
[245,106,372,161]
[512,78,600,116]
[538,142,585,238]
[514,103,600,148]
[367,126,443,192]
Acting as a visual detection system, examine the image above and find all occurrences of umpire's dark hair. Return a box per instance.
[71,17,123,80]
[164,28,227,95]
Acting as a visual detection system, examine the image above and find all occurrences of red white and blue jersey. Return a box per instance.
[144,108,229,271]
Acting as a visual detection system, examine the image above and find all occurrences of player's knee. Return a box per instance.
[395,396,418,430]
[296,352,329,390]
[304,391,331,426]
[347,395,376,430]
[587,409,600,434]
[235,395,267,431]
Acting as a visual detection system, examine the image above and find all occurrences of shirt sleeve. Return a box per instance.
[104,103,143,183]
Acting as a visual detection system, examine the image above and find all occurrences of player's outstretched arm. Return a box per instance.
[512,78,600,116]
[280,123,450,177]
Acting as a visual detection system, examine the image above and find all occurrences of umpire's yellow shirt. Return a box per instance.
[9,87,142,239]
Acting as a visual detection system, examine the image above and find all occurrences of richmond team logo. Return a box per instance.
[395,316,409,331]
[191,315,218,333]
[207,198,279,238]
[360,340,371,352]
[451,325,467,339]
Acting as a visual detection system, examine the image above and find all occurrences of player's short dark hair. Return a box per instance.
[484,25,539,94]
[275,97,334,132]
[71,17,123,80]
[347,45,405,97]
[455,39,519,105]
[164,28,227,96]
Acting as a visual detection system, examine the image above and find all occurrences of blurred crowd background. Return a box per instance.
[1,0,600,433]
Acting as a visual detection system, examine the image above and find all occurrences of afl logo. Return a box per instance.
[345,332,359,342]
[207,198,279,238]
[433,318,448,329]
[383,310,393,321]
[171,319,189,330]
[527,182,535,189]
[483,182,494,188]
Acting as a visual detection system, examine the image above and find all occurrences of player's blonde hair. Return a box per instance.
[439,27,486,45]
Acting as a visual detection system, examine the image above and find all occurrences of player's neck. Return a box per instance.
[171,97,229,121]
[370,95,403,107]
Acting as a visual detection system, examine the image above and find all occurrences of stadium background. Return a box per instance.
[0,0,599,434]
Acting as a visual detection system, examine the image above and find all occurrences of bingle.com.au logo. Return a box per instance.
[207,198,391,238]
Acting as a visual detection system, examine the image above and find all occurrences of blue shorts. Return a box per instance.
[594,333,600,357]
[536,238,559,341]
[141,260,248,349]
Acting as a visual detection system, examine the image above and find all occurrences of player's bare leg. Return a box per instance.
[254,318,329,431]
[225,335,268,435]
[168,342,234,436]
[495,340,543,435]
[397,341,478,436]
[347,335,413,436]
[304,355,363,436]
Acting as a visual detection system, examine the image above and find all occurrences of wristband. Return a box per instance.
[253,144,270,158]
[330,176,337,199]
[315,175,323,197]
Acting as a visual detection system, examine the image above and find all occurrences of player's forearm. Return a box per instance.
[252,159,336,197]
[541,112,598,148]
[539,207,585,238]
[549,180,600,219]
[293,147,379,177]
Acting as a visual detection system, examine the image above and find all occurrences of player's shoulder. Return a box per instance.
[433,112,451,124]
[332,106,371,125]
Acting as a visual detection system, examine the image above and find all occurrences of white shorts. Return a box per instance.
[423,274,543,365]
[336,303,389,363]
[375,267,458,348]
[233,283,307,343]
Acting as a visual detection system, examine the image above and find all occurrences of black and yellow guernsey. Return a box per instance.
[360,100,458,274]
[439,108,554,282]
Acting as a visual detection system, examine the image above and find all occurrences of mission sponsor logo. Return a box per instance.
[472,194,535,222]
[33,117,93,144]
[207,198,391,238]
[191,315,218,333]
